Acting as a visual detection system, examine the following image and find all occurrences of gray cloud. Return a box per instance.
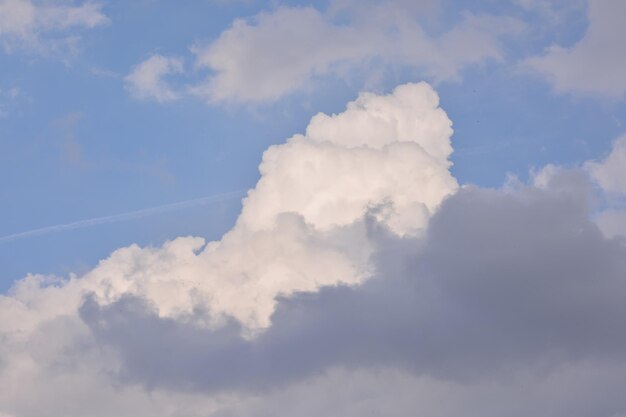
[80,170,626,396]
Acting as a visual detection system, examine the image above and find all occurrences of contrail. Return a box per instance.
[0,189,247,244]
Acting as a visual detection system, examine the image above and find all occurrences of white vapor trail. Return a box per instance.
[0,190,246,244]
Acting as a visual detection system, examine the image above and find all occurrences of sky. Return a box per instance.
[1,0,626,416]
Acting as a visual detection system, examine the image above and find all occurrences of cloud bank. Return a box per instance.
[2,82,626,417]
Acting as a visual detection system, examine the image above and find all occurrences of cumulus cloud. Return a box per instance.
[0,83,449,337]
[124,55,184,102]
[79,171,626,394]
[0,81,458,416]
[0,81,455,328]
[190,4,523,103]
[0,0,108,52]
[3,82,626,417]
[526,0,626,98]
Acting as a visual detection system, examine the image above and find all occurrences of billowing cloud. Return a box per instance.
[0,81,454,332]
[0,81,457,416]
[191,4,523,103]
[239,82,456,235]
[127,0,524,104]
[3,82,626,417]
[526,0,626,98]
[0,0,108,52]
[80,170,626,395]
[6,82,453,332]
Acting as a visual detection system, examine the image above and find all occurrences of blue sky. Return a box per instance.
[2,2,626,415]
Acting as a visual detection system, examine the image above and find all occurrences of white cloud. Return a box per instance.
[526,0,626,97]
[188,3,523,103]
[124,55,184,102]
[0,0,108,52]
[0,81,455,332]
[239,82,456,235]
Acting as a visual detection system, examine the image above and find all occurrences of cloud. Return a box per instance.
[586,134,626,195]
[79,170,626,395]
[595,210,626,239]
[124,1,522,104]
[0,81,455,332]
[124,55,184,102]
[0,0,108,53]
[0,81,459,416]
[3,83,626,416]
[239,82,456,235]
[585,135,626,239]
[190,4,523,103]
[526,0,626,98]
[0,86,23,117]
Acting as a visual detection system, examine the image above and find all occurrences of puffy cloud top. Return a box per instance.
[240,82,457,234]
